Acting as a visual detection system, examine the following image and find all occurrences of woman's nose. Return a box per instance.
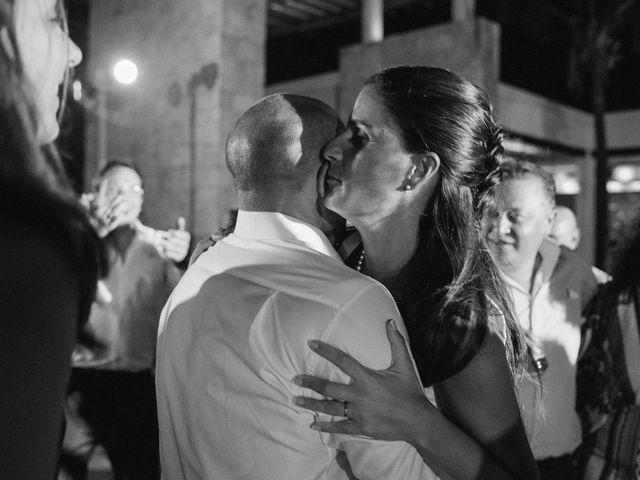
[321,137,344,164]
[67,38,83,68]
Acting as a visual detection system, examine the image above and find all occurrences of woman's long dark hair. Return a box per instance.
[0,0,103,323]
[365,66,526,385]
[604,218,640,300]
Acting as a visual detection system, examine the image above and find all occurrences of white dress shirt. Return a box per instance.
[156,211,436,480]
[507,239,597,459]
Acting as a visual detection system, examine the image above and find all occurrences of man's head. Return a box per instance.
[480,159,556,276]
[225,93,344,235]
[94,159,145,227]
[549,205,580,250]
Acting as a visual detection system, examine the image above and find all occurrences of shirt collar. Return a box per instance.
[536,238,560,283]
[502,237,560,296]
[233,210,342,262]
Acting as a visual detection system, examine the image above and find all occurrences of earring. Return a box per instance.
[404,184,412,191]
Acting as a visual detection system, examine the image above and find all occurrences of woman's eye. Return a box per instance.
[352,129,370,144]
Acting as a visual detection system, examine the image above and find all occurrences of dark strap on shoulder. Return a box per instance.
[632,285,640,334]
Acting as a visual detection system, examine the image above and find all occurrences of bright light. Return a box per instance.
[558,177,580,195]
[72,79,82,101]
[612,165,635,183]
[112,59,138,85]
[607,180,624,193]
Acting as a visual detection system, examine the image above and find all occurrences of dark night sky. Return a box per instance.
[265,0,640,112]
[68,0,640,112]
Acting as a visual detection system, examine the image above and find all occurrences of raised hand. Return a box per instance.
[84,181,128,237]
[293,319,432,441]
[160,217,191,262]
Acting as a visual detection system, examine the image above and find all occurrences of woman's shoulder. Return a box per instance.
[0,183,99,299]
[1,194,79,278]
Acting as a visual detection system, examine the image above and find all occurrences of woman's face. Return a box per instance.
[13,0,82,143]
[320,85,414,223]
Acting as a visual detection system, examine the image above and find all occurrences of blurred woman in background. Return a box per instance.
[0,0,102,477]
[577,223,640,480]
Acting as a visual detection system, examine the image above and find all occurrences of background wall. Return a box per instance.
[85,0,266,238]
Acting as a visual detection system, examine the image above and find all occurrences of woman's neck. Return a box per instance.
[358,216,420,286]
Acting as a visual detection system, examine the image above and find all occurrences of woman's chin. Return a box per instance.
[36,120,60,145]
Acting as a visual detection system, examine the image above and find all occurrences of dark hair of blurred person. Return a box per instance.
[0,0,103,478]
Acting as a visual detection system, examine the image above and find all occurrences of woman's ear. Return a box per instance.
[0,27,16,61]
[401,152,440,191]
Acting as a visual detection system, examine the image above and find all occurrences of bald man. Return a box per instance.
[549,206,581,251]
[549,205,610,283]
[155,94,436,480]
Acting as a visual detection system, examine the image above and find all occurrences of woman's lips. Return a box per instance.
[317,163,340,198]
[317,162,329,198]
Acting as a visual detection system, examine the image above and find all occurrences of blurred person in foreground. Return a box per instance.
[156,93,440,479]
[479,158,598,480]
[59,159,181,480]
[550,205,610,284]
[576,220,640,480]
[0,0,103,477]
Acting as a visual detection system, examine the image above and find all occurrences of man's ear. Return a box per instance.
[401,152,440,191]
[543,207,556,236]
[0,27,16,61]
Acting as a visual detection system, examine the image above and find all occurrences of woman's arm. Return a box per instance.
[0,219,80,478]
[294,320,539,480]
[430,332,539,480]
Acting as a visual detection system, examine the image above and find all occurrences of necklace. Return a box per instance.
[356,249,365,272]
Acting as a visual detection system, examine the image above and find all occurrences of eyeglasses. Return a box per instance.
[99,181,144,198]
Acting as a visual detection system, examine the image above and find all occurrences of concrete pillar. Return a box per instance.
[85,0,267,238]
[339,18,500,120]
[580,155,597,265]
[451,0,476,22]
[362,0,384,43]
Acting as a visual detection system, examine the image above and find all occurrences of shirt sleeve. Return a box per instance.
[580,265,599,312]
[309,282,437,480]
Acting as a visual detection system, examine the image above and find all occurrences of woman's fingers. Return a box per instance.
[293,374,353,401]
[307,340,366,378]
[385,319,423,392]
[309,420,363,436]
[293,397,347,417]
[385,319,412,372]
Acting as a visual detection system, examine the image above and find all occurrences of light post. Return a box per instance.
[94,58,139,168]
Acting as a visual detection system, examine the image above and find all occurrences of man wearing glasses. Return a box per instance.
[59,160,182,480]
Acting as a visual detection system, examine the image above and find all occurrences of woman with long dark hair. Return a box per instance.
[0,0,102,477]
[294,66,539,479]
